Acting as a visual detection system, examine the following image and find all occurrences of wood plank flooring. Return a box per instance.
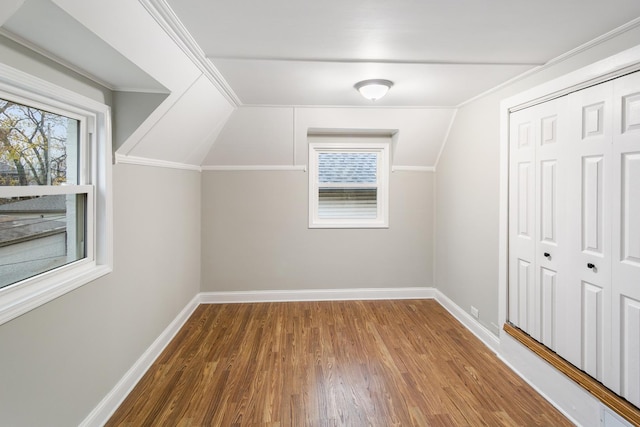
[107,300,571,426]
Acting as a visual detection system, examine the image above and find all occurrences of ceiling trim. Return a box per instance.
[456,15,640,108]
[243,103,458,109]
[201,165,307,172]
[392,166,435,172]
[207,56,541,67]
[140,0,242,106]
[115,153,202,171]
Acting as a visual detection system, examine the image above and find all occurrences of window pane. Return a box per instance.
[318,188,377,219]
[318,152,377,184]
[0,98,79,186]
[0,194,86,289]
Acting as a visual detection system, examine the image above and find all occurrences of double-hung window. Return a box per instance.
[0,63,112,324]
[309,137,390,228]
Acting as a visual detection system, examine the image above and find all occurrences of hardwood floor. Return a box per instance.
[107,300,571,426]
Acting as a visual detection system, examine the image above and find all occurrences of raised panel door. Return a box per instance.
[535,97,567,349]
[564,81,613,383]
[509,98,567,346]
[509,108,536,330]
[612,72,640,402]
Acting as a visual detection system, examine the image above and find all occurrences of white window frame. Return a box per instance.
[309,140,390,228]
[0,63,112,325]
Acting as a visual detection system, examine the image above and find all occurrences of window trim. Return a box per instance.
[309,140,390,229]
[0,62,112,325]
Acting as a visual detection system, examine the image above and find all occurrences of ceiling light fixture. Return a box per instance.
[355,79,393,101]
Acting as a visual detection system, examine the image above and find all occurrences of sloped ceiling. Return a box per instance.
[1,0,166,93]
[0,0,236,168]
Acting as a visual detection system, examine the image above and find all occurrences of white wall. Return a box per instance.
[0,164,201,426]
[202,106,456,168]
[435,27,640,335]
[202,170,433,291]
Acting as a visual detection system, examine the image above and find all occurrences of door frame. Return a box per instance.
[498,44,640,333]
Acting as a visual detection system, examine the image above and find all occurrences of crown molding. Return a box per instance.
[139,0,241,107]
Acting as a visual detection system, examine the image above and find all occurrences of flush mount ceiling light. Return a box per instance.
[354,79,393,101]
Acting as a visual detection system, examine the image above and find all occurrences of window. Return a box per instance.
[309,138,389,228]
[0,63,112,325]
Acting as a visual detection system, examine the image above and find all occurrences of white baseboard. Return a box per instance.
[433,291,593,425]
[200,286,436,303]
[435,290,500,353]
[498,332,600,427]
[79,294,201,427]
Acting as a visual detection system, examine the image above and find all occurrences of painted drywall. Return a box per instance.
[112,91,168,150]
[435,26,640,336]
[202,106,456,168]
[0,164,201,427]
[123,74,235,166]
[203,106,295,166]
[201,170,433,291]
[294,108,455,167]
[0,34,112,105]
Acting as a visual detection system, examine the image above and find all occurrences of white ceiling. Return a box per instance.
[166,0,640,107]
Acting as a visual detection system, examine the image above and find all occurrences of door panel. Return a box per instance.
[581,156,604,255]
[621,296,640,406]
[509,109,535,329]
[535,99,566,349]
[518,259,533,331]
[582,281,603,380]
[563,81,613,378]
[540,160,557,244]
[621,153,640,265]
[540,267,557,348]
[612,72,640,402]
[518,162,533,237]
[509,98,566,345]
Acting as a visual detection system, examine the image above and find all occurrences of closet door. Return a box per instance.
[509,107,536,333]
[612,72,640,404]
[509,98,566,347]
[563,81,614,383]
[535,97,567,350]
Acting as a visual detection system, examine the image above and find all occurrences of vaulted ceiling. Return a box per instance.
[166,0,640,107]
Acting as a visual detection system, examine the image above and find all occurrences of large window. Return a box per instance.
[0,63,112,325]
[309,138,390,228]
[0,98,88,288]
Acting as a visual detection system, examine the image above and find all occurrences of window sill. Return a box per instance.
[0,262,112,325]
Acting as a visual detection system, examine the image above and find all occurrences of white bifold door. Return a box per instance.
[508,71,640,405]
